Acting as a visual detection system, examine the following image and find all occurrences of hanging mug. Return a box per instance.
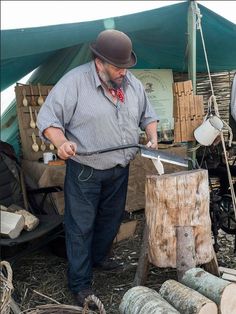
[194,115,223,146]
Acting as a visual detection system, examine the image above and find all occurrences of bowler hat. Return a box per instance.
[90,30,137,68]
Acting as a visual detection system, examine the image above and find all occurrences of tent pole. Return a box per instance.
[187,0,196,93]
[187,0,197,166]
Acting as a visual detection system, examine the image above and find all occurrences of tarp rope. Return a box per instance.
[193,1,236,220]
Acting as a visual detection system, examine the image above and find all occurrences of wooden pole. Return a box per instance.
[187,0,196,93]
[176,226,196,281]
[133,222,150,286]
[187,0,197,167]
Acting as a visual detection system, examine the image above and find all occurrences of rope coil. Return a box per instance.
[0,261,14,314]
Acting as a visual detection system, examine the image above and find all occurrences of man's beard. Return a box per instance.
[98,70,124,89]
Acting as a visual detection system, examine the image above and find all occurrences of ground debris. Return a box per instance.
[11,211,236,314]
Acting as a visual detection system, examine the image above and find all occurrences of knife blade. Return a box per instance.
[140,147,188,167]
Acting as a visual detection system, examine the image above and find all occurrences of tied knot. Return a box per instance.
[109,88,124,103]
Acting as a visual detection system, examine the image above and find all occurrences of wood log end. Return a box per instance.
[220,283,236,314]
[198,302,218,314]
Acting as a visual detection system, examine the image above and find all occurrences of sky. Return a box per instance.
[1,1,236,114]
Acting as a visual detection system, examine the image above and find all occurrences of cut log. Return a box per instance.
[181,267,236,314]
[219,267,236,276]
[159,279,217,314]
[176,226,196,281]
[7,204,39,231]
[15,210,39,231]
[221,273,236,283]
[145,169,213,268]
[0,211,25,239]
[119,286,180,314]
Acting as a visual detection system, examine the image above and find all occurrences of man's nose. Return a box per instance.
[118,68,126,76]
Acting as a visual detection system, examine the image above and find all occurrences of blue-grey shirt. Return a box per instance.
[37,61,158,170]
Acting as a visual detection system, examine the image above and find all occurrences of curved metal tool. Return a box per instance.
[76,144,188,168]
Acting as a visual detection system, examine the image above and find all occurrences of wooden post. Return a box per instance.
[176,226,196,281]
[181,268,236,314]
[133,222,150,286]
[159,279,217,314]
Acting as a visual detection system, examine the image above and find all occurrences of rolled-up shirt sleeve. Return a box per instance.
[36,79,77,141]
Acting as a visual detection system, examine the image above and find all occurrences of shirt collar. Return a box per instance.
[91,61,102,88]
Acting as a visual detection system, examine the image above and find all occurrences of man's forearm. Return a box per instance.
[145,121,158,144]
[44,127,68,148]
[43,127,77,159]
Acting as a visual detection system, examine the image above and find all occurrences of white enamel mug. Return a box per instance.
[43,152,57,164]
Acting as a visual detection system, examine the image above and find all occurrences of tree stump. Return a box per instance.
[145,169,214,268]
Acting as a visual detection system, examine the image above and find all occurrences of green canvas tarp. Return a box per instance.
[1,2,236,92]
[1,2,236,155]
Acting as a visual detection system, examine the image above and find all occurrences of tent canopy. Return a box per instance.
[1,1,236,156]
[1,2,236,92]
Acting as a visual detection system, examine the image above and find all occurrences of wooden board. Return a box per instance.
[15,84,55,161]
[172,81,204,142]
[113,220,138,243]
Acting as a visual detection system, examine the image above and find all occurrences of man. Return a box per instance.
[37,29,158,308]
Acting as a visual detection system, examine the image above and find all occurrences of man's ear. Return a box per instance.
[95,58,104,71]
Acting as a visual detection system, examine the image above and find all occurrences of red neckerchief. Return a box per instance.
[108,87,125,103]
[95,64,125,103]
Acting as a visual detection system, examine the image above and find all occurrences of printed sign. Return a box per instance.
[130,69,174,129]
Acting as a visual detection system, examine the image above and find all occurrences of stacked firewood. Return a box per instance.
[120,268,236,314]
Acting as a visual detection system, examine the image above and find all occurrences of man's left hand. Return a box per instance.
[146,140,158,149]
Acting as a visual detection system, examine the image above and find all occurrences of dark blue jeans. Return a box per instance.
[64,159,129,293]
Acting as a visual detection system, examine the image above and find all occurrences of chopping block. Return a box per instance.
[133,169,219,286]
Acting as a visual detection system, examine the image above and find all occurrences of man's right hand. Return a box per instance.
[57,141,77,160]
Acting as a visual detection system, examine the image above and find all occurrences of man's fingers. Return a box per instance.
[58,141,77,159]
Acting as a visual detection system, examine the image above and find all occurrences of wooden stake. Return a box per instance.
[176,226,196,281]
[133,222,150,286]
